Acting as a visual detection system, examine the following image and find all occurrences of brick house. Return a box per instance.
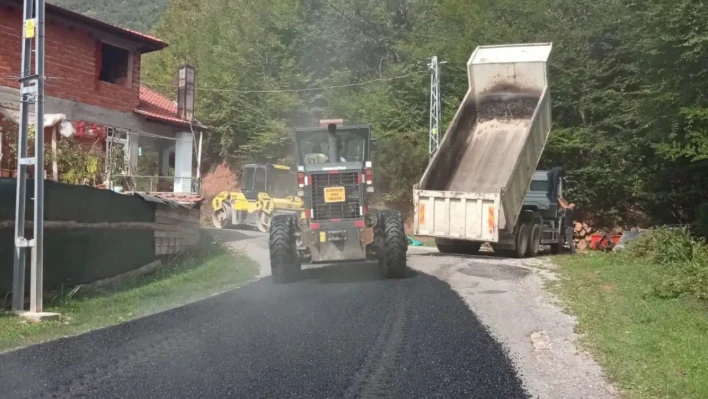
[0,0,204,194]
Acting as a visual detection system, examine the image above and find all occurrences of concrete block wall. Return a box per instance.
[154,204,201,256]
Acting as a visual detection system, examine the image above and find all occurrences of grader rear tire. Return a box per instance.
[376,210,407,279]
[269,215,301,284]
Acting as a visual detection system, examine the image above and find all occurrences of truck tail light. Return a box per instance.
[297,172,305,187]
[364,168,373,185]
[488,206,495,234]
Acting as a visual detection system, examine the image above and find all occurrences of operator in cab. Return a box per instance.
[303,123,348,163]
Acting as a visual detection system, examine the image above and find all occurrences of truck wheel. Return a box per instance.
[269,215,301,284]
[435,238,459,254]
[377,210,407,279]
[462,242,482,255]
[514,222,530,258]
[436,238,481,255]
[436,242,457,254]
[526,215,543,257]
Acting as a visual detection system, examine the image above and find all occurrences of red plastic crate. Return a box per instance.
[589,233,622,250]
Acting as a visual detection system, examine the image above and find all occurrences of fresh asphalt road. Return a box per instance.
[0,230,529,399]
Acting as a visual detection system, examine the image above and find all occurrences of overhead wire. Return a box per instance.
[0,69,427,94]
[0,69,428,141]
[139,70,428,94]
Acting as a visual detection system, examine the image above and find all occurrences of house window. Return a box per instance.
[98,43,130,85]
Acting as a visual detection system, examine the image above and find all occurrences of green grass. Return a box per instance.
[552,253,708,399]
[0,240,258,353]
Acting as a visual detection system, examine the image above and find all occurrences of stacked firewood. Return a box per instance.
[572,222,593,252]
[571,222,624,251]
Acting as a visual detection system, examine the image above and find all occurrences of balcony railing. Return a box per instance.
[110,175,201,194]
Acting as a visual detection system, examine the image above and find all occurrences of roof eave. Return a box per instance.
[133,109,209,130]
[139,43,169,54]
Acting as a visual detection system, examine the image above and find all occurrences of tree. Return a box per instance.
[142,0,708,231]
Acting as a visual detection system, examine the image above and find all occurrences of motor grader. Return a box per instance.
[211,163,303,232]
[268,123,408,283]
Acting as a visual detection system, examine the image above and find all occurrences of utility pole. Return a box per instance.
[12,0,53,320]
[428,56,444,157]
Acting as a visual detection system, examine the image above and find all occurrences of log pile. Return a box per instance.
[569,222,626,252]
[572,222,594,252]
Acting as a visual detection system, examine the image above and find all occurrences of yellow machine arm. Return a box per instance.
[212,191,303,214]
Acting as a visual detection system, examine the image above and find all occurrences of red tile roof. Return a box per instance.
[136,86,195,128]
[134,109,193,127]
[138,86,178,116]
[5,1,169,53]
[128,192,204,208]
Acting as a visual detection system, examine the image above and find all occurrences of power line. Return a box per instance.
[0,75,63,81]
[0,70,427,94]
[140,71,427,94]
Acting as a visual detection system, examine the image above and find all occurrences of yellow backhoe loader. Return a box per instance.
[211,163,304,232]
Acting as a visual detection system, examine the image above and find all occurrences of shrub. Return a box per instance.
[624,228,708,301]
[693,201,708,239]
[625,228,703,264]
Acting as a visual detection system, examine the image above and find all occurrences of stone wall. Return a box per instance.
[154,204,201,256]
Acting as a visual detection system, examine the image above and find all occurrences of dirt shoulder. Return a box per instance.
[407,247,617,399]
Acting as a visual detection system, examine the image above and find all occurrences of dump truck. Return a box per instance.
[268,122,408,283]
[414,42,566,258]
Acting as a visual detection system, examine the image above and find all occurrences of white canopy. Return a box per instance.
[0,107,75,138]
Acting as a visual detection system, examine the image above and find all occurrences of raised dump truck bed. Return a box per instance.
[414,43,554,256]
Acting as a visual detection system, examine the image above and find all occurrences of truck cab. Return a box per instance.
[523,170,563,218]
[518,170,565,254]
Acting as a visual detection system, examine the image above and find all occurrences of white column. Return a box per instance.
[174,131,193,193]
[161,146,173,176]
[128,132,139,175]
